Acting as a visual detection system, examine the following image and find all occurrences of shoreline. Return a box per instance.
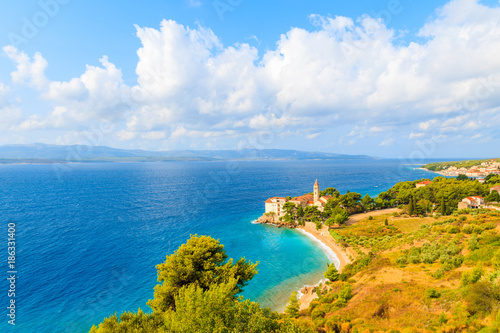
[281,208,402,311]
[294,222,351,310]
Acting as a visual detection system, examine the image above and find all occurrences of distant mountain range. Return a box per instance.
[0,143,374,163]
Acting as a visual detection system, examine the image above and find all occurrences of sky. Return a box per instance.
[0,0,500,158]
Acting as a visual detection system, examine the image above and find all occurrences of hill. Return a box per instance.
[0,143,373,163]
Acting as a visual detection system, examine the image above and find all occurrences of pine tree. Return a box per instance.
[408,196,414,216]
[284,291,300,319]
[441,196,446,216]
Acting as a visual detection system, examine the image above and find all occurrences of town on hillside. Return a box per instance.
[259,179,500,227]
[424,159,500,182]
[262,180,331,223]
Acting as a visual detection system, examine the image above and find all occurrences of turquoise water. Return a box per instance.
[0,159,442,332]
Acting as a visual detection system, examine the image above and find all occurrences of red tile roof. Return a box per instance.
[265,197,287,203]
[291,194,314,202]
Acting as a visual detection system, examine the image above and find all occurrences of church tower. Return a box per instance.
[314,179,320,204]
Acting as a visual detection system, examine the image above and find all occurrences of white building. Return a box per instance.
[264,180,333,220]
[458,196,484,209]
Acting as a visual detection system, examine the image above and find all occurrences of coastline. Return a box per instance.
[294,222,351,310]
[280,208,402,311]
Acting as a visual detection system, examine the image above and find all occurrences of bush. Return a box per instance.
[459,215,467,222]
[433,269,444,279]
[396,256,407,265]
[484,222,496,230]
[446,225,461,234]
[470,263,484,284]
[468,237,479,251]
[426,288,441,298]
[464,282,500,316]
[462,272,471,286]
[473,226,484,235]
[324,263,339,282]
[409,255,421,264]
[463,224,473,234]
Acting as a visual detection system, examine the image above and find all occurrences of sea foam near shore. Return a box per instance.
[296,229,340,269]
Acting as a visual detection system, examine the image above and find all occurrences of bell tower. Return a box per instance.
[314,179,319,204]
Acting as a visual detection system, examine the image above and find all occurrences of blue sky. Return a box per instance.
[1,0,500,158]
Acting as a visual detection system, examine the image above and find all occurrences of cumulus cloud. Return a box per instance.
[3,46,48,89]
[186,0,202,7]
[0,81,23,130]
[3,0,500,151]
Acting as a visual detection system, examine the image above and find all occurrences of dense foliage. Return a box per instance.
[281,176,500,229]
[89,235,311,333]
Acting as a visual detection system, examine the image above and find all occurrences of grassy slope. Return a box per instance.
[298,209,500,333]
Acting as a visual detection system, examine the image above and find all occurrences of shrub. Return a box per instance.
[368,216,373,220]
[337,284,353,305]
[473,226,484,235]
[442,262,454,272]
[484,222,496,230]
[462,224,473,234]
[470,263,484,284]
[426,288,441,298]
[446,225,461,234]
[468,237,479,251]
[444,244,461,256]
[324,263,339,282]
[462,272,471,286]
[492,249,500,270]
[396,256,407,265]
[459,215,467,222]
[464,282,500,316]
[433,269,444,279]
[409,255,421,264]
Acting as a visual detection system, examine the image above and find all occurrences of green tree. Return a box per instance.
[324,263,339,282]
[360,194,375,211]
[408,196,415,216]
[147,235,258,312]
[304,206,321,220]
[457,174,470,181]
[296,205,305,218]
[486,190,500,203]
[440,196,447,216]
[284,291,300,319]
[90,236,310,333]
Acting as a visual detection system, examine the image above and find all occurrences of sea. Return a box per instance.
[0,158,445,332]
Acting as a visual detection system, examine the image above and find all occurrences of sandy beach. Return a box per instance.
[295,221,351,310]
[294,208,401,310]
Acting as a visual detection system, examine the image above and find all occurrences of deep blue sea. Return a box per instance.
[0,159,443,332]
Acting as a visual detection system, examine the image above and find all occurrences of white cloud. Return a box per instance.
[141,131,166,140]
[409,132,425,139]
[3,46,48,89]
[186,0,202,7]
[306,133,321,140]
[380,138,394,146]
[3,0,500,151]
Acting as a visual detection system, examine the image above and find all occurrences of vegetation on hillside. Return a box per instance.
[89,235,312,332]
[89,178,500,332]
[276,177,500,229]
[299,208,500,332]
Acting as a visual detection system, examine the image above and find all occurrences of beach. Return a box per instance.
[294,208,401,310]
[295,221,351,310]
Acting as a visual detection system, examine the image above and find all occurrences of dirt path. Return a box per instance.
[345,208,401,225]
